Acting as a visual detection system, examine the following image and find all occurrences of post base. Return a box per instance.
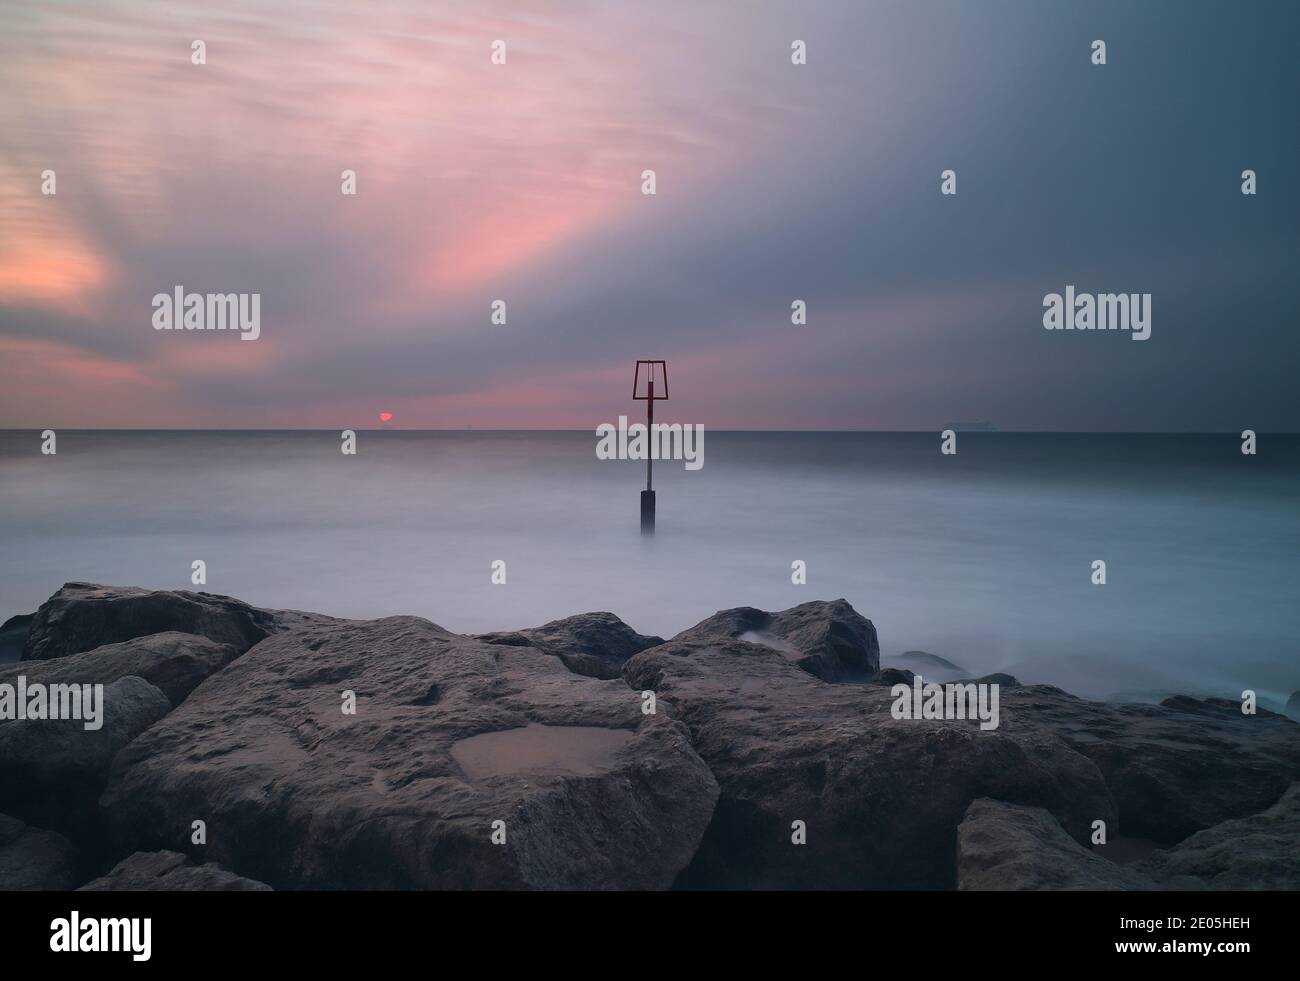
[640,490,656,535]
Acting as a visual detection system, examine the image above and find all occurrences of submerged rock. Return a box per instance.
[79,850,272,891]
[100,616,717,890]
[476,612,663,680]
[957,798,1157,891]
[0,813,79,890]
[669,599,880,682]
[22,582,282,662]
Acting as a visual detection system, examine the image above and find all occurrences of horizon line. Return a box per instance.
[2,428,1295,436]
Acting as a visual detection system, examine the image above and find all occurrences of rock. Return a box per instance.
[957,798,1157,890]
[1140,782,1300,889]
[997,688,1300,844]
[1286,691,1300,723]
[876,667,915,686]
[622,635,1113,889]
[22,582,282,662]
[100,616,718,890]
[956,673,1020,688]
[890,650,967,679]
[0,632,240,708]
[477,612,663,680]
[0,676,171,840]
[0,613,34,664]
[669,599,880,682]
[79,850,272,891]
[0,813,79,890]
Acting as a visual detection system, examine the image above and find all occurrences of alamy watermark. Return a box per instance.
[50,911,151,961]
[890,674,1000,731]
[1043,285,1150,340]
[595,415,704,470]
[152,286,261,339]
[0,676,103,730]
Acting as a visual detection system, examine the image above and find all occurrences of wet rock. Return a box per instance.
[997,688,1300,844]
[477,612,663,680]
[623,635,1113,889]
[889,650,967,679]
[957,673,1020,688]
[0,676,171,839]
[957,798,1157,890]
[0,632,240,708]
[1140,782,1300,889]
[0,813,79,890]
[79,850,272,891]
[100,616,717,890]
[669,599,880,682]
[876,667,915,686]
[22,582,282,662]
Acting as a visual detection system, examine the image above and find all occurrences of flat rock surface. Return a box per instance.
[957,798,1157,891]
[100,616,718,890]
[79,850,272,891]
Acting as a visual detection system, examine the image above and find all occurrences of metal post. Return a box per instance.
[641,378,656,534]
[635,361,665,536]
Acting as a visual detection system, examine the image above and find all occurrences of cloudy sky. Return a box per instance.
[1,0,1296,430]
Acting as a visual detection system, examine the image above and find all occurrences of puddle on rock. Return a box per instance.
[449,723,635,779]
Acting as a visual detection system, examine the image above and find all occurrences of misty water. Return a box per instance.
[1,431,1296,707]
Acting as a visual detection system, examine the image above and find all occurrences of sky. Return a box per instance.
[0,0,1296,431]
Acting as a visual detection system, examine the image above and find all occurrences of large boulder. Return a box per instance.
[1140,782,1300,889]
[996,688,1300,844]
[79,850,272,891]
[669,599,879,682]
[100,616,718,890]
[956,798,1157,891]
[477,612,663,680]
[622,636,1113,889]
[0,632,240,708]
[0,675,171,839]
[21,582,282,662]
[0,813,79,890]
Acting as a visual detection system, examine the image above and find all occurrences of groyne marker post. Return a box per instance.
[633,360,668,534]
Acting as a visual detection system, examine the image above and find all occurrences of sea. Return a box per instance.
[1,430,1296,707]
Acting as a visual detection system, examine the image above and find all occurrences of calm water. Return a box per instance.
[1,431,1296,705]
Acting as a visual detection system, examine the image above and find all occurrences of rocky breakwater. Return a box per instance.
[0,583,1297,891]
